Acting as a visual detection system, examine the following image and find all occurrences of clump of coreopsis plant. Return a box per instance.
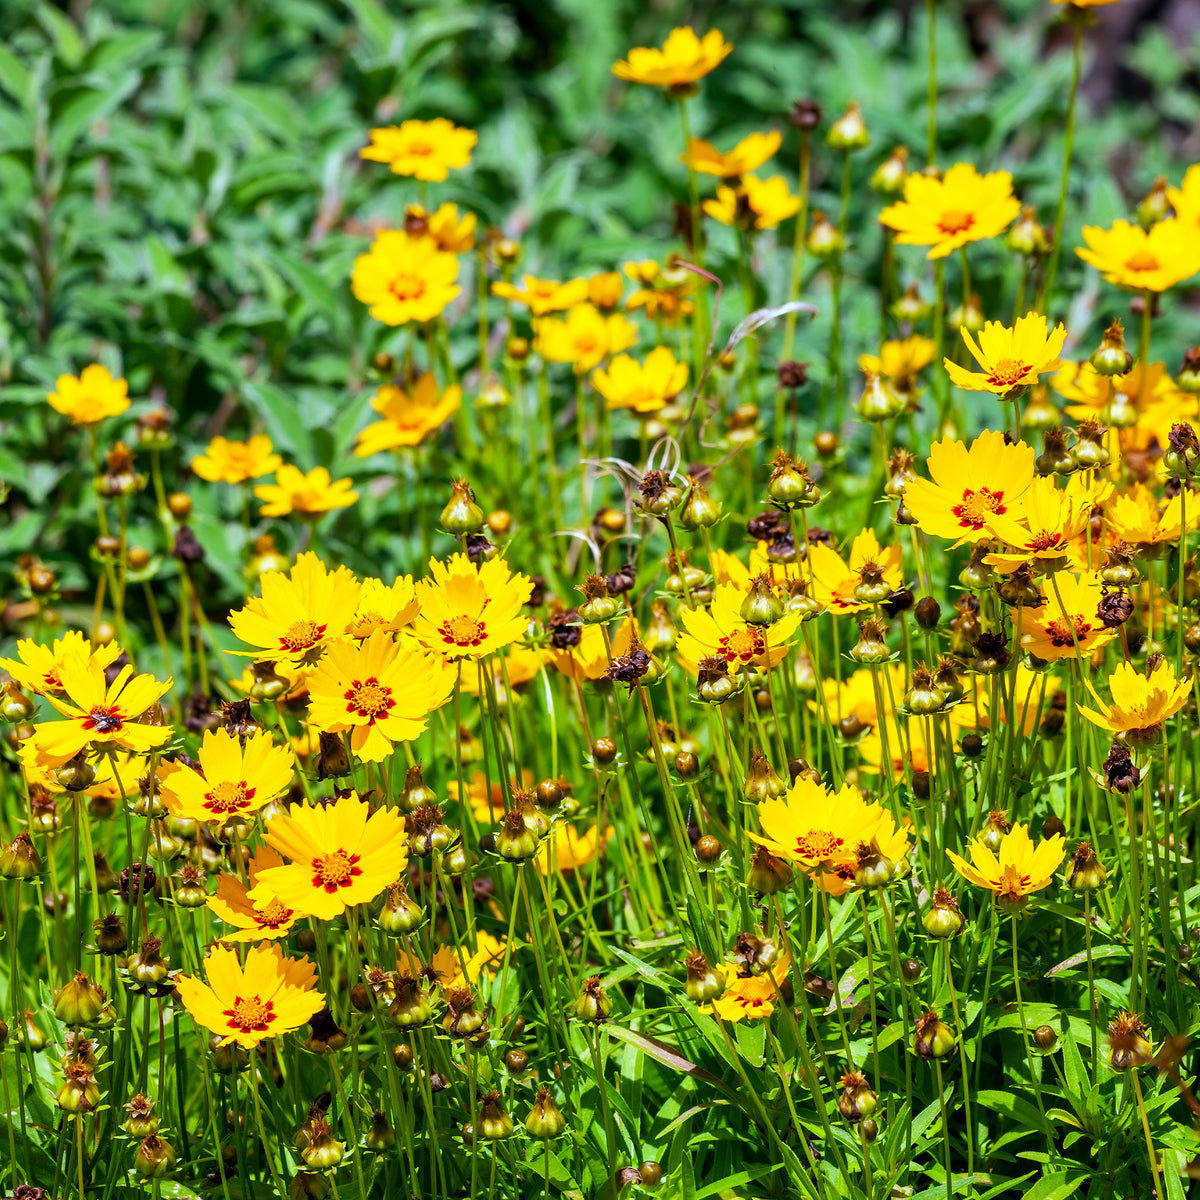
[3,1,1200,1197]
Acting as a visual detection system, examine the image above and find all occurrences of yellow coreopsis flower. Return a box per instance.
[945,312,1066,395]
[701,961,791,1023]
[1075,218,1200,292]
[360,119,477,181]
[348,576,419,637]
[1021,572,1116,663]
[228,551,361,667]
[681,131,781,178]
[355,374,462,456]
[879,162,1021,259]
[306,630,454,763]
[207,846,300,943]
[1106,483,1197,550]
[255,465,357,519]
[1079,659,1192,744]
[592,347,689,413]
[0,631,121,697]
[249,792,408,921]
[533,304,637,374]
[159,728,294,827]
[806,529,904,613]
[612,27,733,89]
[404,202,477,253]
[490,276,589,316]
[750,775,911,896]
[675,581,801,675]
[703,174,802,231]
[351,231,461,325]
[192,435,281,485]
[176,942,324,1048]
[30,659,173,768]
[947,823,1066,908]
[411,553,533,661]
[981,476,1089,573]
[47,364,130,426]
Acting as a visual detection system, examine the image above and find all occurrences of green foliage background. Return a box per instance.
[0,0,1195,595]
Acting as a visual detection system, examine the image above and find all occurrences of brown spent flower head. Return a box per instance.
[606,643,652,691]
[789,99,823,130]
[1102,742,1140,794]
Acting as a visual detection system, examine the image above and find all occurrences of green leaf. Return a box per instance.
[37,4,84,67]
[0,43,32,106]
[1019,1170,1089,1200]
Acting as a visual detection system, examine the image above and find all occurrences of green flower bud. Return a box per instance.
[0,681,34,723]
[739,577,784,627]
[574,975,612,1022]
[365,1110,395,1153]
[525,1087,566,1139]
[440,478,484,535]
[134,1134,176,1179]
[54,970,107,1027]
[914,1008,956,1060]
[827,102,869,151]
[922,888,965,939]
[1090,320,1133,378]
[477,1091,514,1140]
[1,832,41,879]
[683,952,726,1003]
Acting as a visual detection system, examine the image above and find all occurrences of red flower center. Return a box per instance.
[204,780,256,815]
[344,677,395,721]
[224,994,275,1033]
[439,614,487,648]
[311,849,362,893]
[952,488,1005,529]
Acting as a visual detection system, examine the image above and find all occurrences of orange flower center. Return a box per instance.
[1124,249,1159,273]
[344,676,395,721]
[439,614,487,648]
[279,620,327,654]
[404,141,434,157]
[256,898,293,928]
[311,848,363,893]
[1047,614,1092,647]
[204,780,255,815]
[85,705,124,734]
[937,209,975,235]
[389,275,428,302]
[986,358,1028,389]
[224,994,275,1033]
[718,627,766,663]
[952,487,1005,529]
[795,829,843,861]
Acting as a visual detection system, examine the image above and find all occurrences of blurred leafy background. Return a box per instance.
[0,0,1196,605]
